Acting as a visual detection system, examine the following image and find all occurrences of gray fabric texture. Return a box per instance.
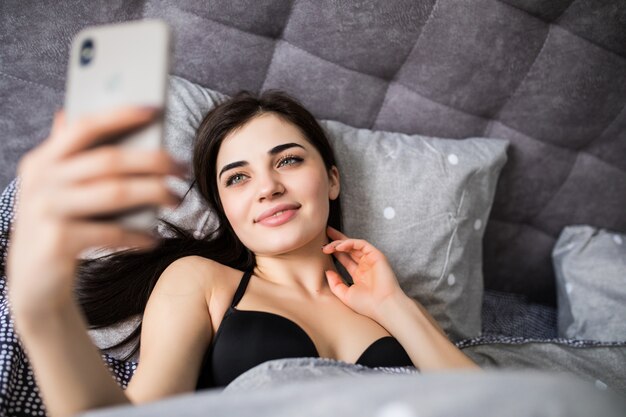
[223,357,420,393]
[223,339,626,396]
[552,225,626,341]
[2,1,626,308]
[481,289,557,338]
[460,338,626,395]
[74,361,626,417]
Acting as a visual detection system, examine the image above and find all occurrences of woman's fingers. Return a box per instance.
[325,269,350,301]
[323,240,361,275]
[326,225,349,240]
[50,110,67,137]
[323,240,364,264]
[63,220,158,256]
[331,251,359,277]
[45,176,181,218]
[46,106,161,160]
[324,239,368,257]
[52,146,188,185]
[324,238,385,268]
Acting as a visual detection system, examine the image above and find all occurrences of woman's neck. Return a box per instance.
[253,247,340,299]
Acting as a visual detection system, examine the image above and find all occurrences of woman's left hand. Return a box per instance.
[322,225,405,320]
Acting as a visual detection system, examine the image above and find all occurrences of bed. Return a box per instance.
[1,1,626,416]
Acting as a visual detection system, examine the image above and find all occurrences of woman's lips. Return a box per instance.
[255,203,301,222]
[256,208,299,227]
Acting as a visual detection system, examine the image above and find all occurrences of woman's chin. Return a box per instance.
[255,239,322,257]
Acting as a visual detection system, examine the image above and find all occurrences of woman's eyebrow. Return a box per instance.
[218,142,306,180]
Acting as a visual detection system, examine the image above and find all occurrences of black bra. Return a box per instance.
[196,267,415,389]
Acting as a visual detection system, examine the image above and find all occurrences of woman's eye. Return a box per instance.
[225,173,245,187]
[278,155,303,167]
[225,156,303,187]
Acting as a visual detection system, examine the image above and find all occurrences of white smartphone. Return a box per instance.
[64,19,171,233]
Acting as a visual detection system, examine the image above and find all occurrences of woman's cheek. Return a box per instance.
[222,196,245,230]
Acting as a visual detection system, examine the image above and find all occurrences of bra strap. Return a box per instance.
[231,267,253,308]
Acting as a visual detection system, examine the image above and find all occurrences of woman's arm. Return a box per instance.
[7,107,186,417]
[124,256,216,402]
[372,293,481,371]
[12,255,215,416]
[322,225,481,371]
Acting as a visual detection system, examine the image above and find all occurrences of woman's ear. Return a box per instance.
[328,165,340,201]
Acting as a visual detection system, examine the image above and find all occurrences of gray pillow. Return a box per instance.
[320,119,508,341]
[552,225,626,341]
[87,75,509,357]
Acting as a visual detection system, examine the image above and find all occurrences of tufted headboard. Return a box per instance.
[1,0,625,308]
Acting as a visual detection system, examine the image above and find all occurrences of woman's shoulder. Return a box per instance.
[164,256,243,293]
[163,256,246,328]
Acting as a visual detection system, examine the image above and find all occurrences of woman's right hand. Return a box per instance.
[6,106,188,317]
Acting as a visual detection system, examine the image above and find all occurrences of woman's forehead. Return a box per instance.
[217,113,310,161]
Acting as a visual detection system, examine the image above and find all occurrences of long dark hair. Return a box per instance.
[69,90,342,361]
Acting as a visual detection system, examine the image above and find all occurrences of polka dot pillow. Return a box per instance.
[552,225,626,341]
[82,75,509,345]
[320,119,508,341]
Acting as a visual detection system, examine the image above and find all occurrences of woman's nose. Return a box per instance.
[257,172,285,201]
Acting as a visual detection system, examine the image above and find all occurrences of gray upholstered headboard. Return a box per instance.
[2,1,625,307]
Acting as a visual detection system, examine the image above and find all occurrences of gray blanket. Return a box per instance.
[79,357,626,417]
[462,338,626,394]
[77,337,626,417]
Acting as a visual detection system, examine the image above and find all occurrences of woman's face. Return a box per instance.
[215,112,340,256]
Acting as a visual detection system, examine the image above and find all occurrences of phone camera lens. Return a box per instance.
[80,39,94,66]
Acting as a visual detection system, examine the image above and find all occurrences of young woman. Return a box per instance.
[6,90,480,417]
